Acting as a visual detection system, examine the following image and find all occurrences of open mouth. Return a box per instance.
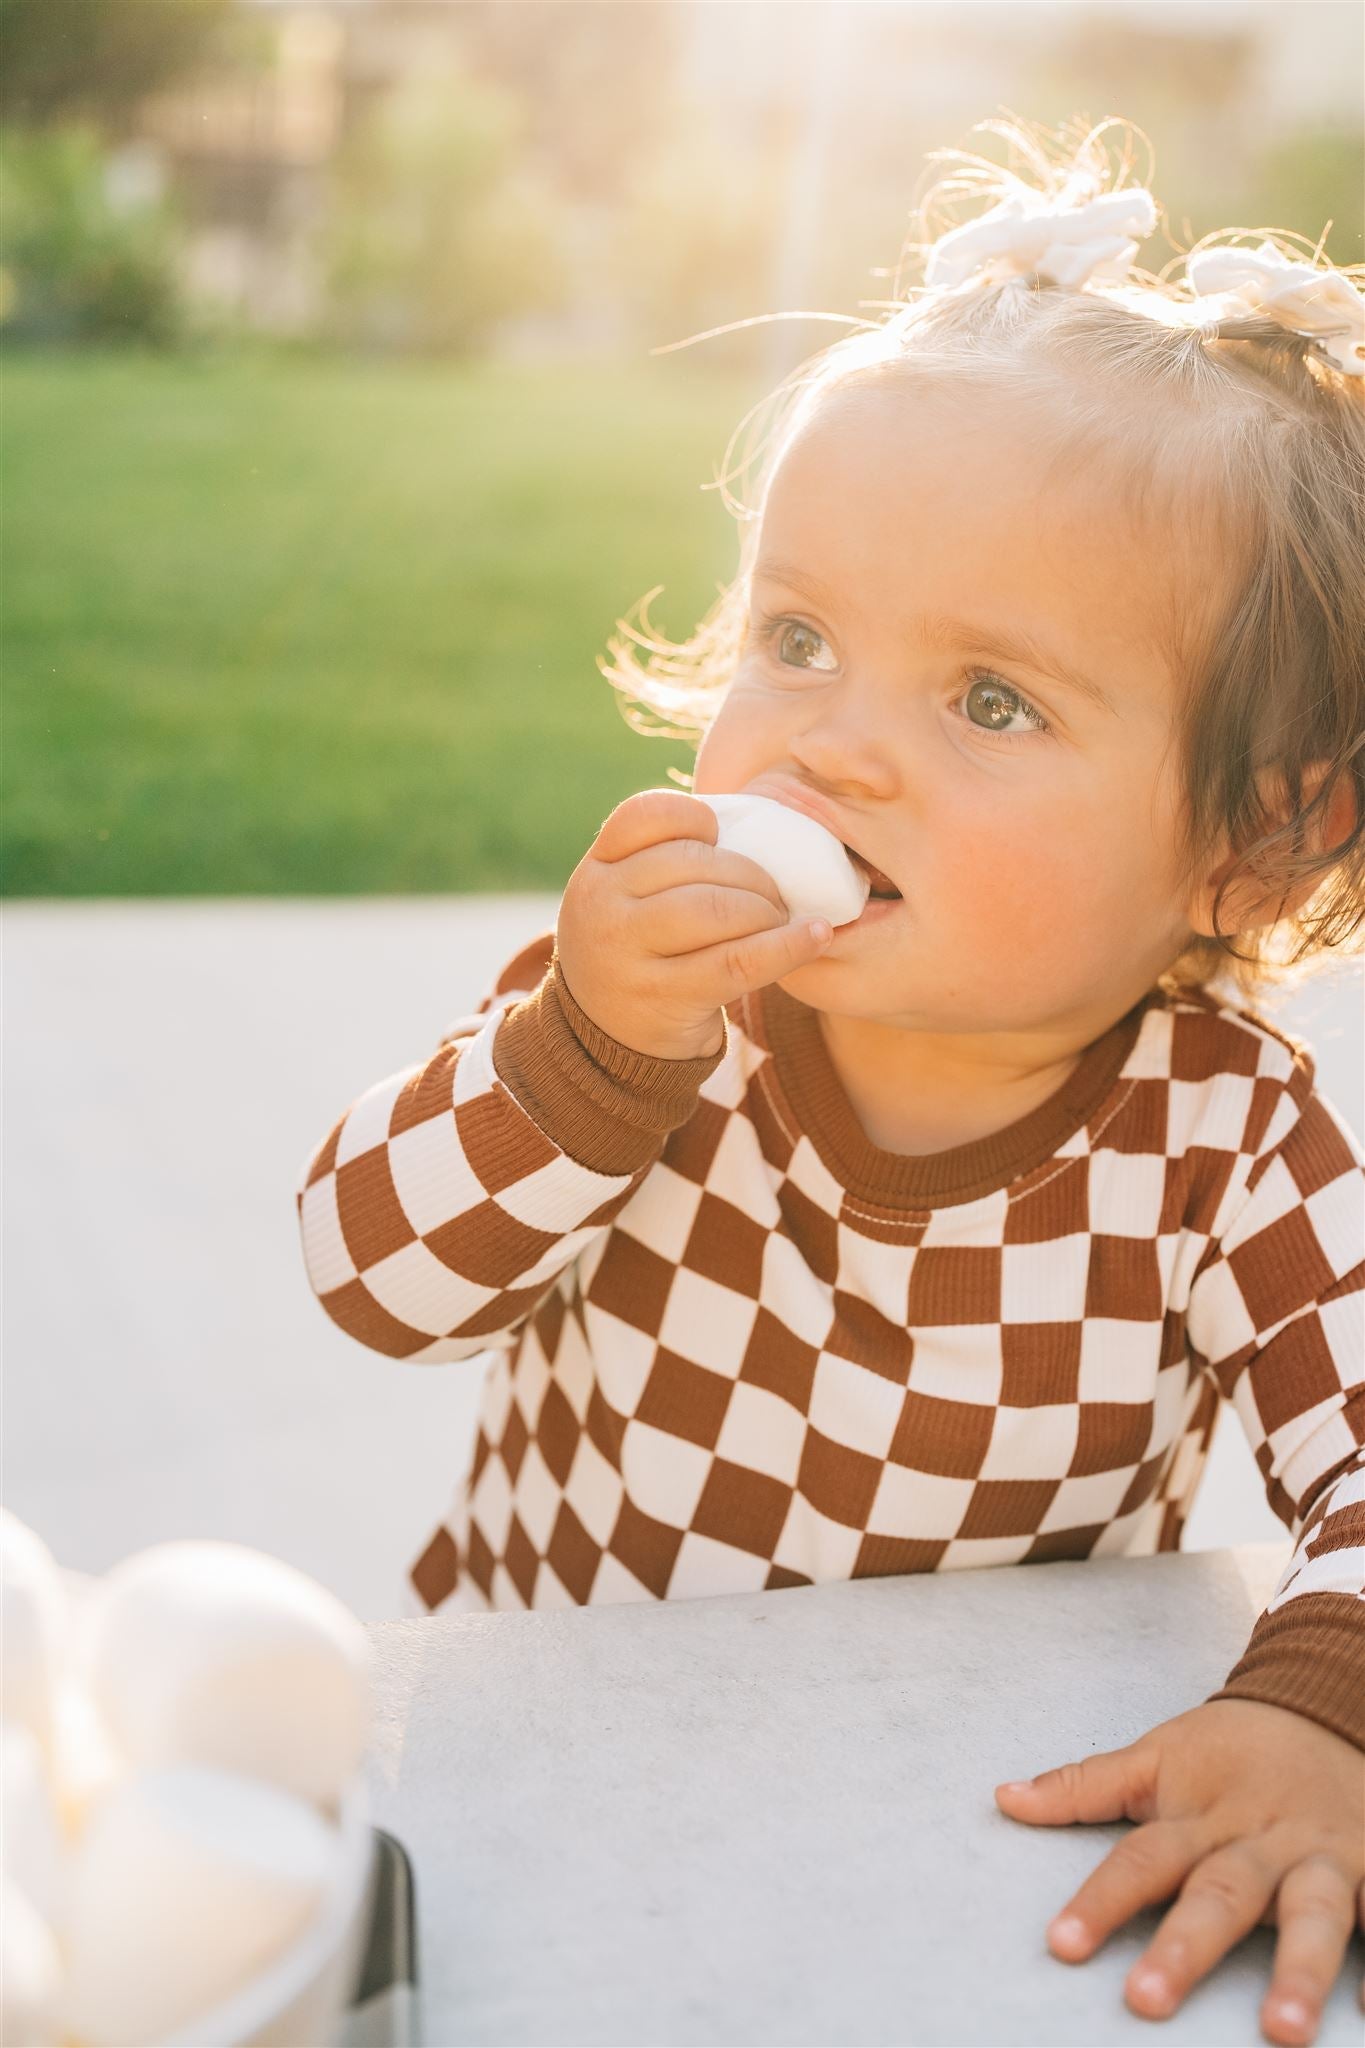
[844,846,902,900]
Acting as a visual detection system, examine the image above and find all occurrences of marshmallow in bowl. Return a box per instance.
[60,1764,336,2048]
[81,1541,370,1812]
[0,1721,66,1927]
[1,1875,62,2048]
[1,1509,68,1750]
[699,793,870,928]
[48,1680,125,1840]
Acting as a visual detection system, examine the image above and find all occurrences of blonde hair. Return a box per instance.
[599,114,1365,998]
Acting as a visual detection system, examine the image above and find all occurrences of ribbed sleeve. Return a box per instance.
[492,948,728,1173]
[1189,1079,1365,1751]
[1208,1586,1365,1751]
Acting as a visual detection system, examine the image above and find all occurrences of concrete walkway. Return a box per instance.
[6,899,1361,1617]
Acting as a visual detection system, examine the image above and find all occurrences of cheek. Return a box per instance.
[929,799,1068,946]
[692,687,780,789]
[928,769,1171,948]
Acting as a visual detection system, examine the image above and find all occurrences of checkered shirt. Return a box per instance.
[297,929,1365,1751]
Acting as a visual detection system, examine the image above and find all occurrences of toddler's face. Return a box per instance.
[692,373,1209,1038]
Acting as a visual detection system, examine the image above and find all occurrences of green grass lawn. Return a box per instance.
[3,348,759,893]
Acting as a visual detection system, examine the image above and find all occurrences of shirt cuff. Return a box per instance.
[1205,1591,1365,1753]
[491,946,728,1174]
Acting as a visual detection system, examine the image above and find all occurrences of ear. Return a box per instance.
[1186,759,1359,939]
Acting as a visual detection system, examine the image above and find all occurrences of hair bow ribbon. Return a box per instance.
[924,186,1158,292]
[1185,241,1364,376]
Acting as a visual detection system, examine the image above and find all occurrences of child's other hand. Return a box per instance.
[556,788,834,1061]
[995,1698,1364,2045]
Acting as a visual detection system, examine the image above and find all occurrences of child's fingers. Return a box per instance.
[1259,1854,1359,2048]
[1119,1837,1287,2026]
[667,909,834,1008]
[996,1741,1157,1827]
[620,839,788,918]
[1039,1816,1208,1963]
[590,788,715,865]
[633,882,790,960]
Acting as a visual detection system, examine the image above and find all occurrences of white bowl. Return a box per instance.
[166,1775,376,2048]
[54,1565,378,2048]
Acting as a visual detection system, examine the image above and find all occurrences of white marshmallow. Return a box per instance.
[0,1721,67,1928]
[1,1876,62,2048]
[48,1681,125,1842]
[0,1512,68,1752]
[81,1542,370,1812]
[60,1765,336,2048]
[699,794,869,928]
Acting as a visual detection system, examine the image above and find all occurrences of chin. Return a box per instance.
[771,956,828,998]
[774,951,862,1005]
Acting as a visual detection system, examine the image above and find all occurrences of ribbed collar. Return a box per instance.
[756,981,1155,1210]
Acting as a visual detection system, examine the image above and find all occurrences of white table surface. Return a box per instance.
[362,1541,1364,2047]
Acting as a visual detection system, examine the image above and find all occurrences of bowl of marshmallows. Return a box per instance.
[2,1509,376,2048]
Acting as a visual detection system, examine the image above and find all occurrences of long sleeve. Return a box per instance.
[1187,1071,1365,1750]
[296,931,727,1364]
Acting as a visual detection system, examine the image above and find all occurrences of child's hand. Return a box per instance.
[556,788,834,1061]
[995,1698,1365,2045]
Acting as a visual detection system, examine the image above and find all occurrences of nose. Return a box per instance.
[786,715,900,802]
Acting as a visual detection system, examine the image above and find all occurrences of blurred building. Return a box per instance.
[131,8,344,328]
[118,0,1363,346]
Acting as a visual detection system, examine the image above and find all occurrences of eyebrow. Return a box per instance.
[753,560,1119,716]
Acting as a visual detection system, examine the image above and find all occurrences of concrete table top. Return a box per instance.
[363,1541,1364,2046]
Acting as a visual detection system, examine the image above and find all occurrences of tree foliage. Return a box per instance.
[0,0,236,130]
[324,59,568,357]
[0,126,182,342]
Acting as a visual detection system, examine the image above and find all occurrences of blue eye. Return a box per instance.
[960,673,1049,737]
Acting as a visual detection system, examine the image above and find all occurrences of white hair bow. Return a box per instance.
[1185,241,1365,377]
[924,186,1158,293]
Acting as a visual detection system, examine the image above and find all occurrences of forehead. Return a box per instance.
[756,372,1222,694]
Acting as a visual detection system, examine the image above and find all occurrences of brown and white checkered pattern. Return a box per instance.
[297,930,1365,1748]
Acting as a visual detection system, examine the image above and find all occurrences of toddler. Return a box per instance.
[298,117,1364,2045]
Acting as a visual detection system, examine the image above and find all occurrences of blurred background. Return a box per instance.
[4,0,1363,897]
[5,0,1363,1615]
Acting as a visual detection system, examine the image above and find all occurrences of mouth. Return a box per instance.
[843,844,902,901]
[739,778,903,903]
